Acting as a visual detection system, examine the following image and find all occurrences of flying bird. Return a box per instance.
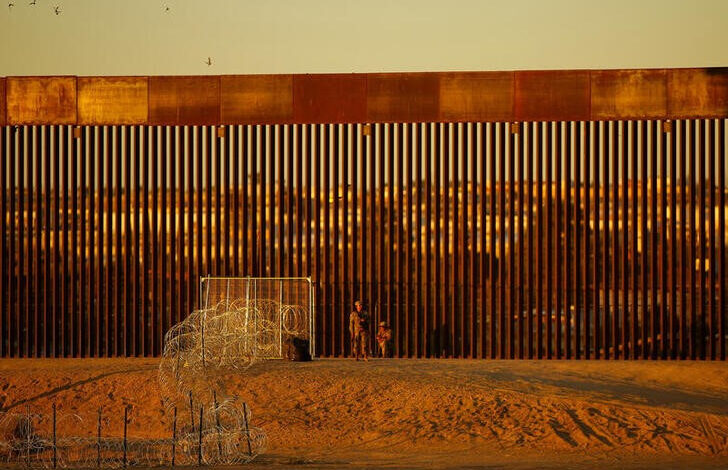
[164,4,170,12]
[204,57,212,66]
[54,5,61,14]
[8,2,15,10]
[29,0,36,5]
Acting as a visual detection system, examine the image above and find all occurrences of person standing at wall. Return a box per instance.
[376,321,392,358]
[349,301,370,361]
[349,301,361,358]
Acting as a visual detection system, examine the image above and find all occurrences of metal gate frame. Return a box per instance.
[198,276,315,358]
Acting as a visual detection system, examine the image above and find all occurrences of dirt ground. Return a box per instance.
[1,358,727,469]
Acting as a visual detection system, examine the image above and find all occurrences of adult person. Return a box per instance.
[349,301,370,361]
[349,302,360,357]
[376,321,392,358]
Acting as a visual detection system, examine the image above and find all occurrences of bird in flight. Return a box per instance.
[204,57,212,66]
[163,3,170,12]
[8,2,15,10]
[54,5,61,14]
[29,0,36,5]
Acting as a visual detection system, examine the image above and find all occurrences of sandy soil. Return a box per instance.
[1,358,727,469]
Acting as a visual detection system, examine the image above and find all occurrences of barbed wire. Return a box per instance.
[1,294,309,467]
[0,403,266,468]
[158,298,310,408]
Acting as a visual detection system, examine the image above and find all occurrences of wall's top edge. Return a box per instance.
[5,67,723,80]
[1,68,727,125]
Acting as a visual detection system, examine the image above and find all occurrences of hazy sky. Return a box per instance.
[1,0,727,76]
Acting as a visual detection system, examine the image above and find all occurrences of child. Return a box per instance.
[376,321,392,358]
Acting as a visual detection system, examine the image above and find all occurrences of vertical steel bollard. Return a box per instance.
[242,402,252,456]
[123,406,128,468]
[189,392,195,432]
[25,405,31,468]
[97,407,102,468]
[213,391,222,457]
[198,407,203,466]
[52,404,57,469]
[171,406,177,467]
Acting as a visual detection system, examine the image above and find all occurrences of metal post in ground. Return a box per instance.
[189,392,195,432]
[52,404,57,469]
[171,406,177,467]
[198,407,203,466]
[25,405,31,468]
[123,406,128,468]
[213,391,222,457]
[242,402,252,456]
[97,407,102,468]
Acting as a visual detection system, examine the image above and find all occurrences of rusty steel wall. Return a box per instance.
[3,69,728,127]
[0,120,726,359]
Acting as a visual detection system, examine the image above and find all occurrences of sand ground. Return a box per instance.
[1,358,727,469]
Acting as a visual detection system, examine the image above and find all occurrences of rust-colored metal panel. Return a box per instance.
[149,76,220,125]
[591,70,667,120]
[668,68,728,118]
[0,78,5,125]
[367,73,439,123]
[77,77,148,125]
[221,75,292,124]
[293,74,366,123]
[7,77,77,125]
[515,71,589,122]
[439,72,514,122]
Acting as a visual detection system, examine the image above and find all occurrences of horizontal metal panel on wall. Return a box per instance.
[0,120,726,359]
[77,77,149,126]
[2,69,728,126]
